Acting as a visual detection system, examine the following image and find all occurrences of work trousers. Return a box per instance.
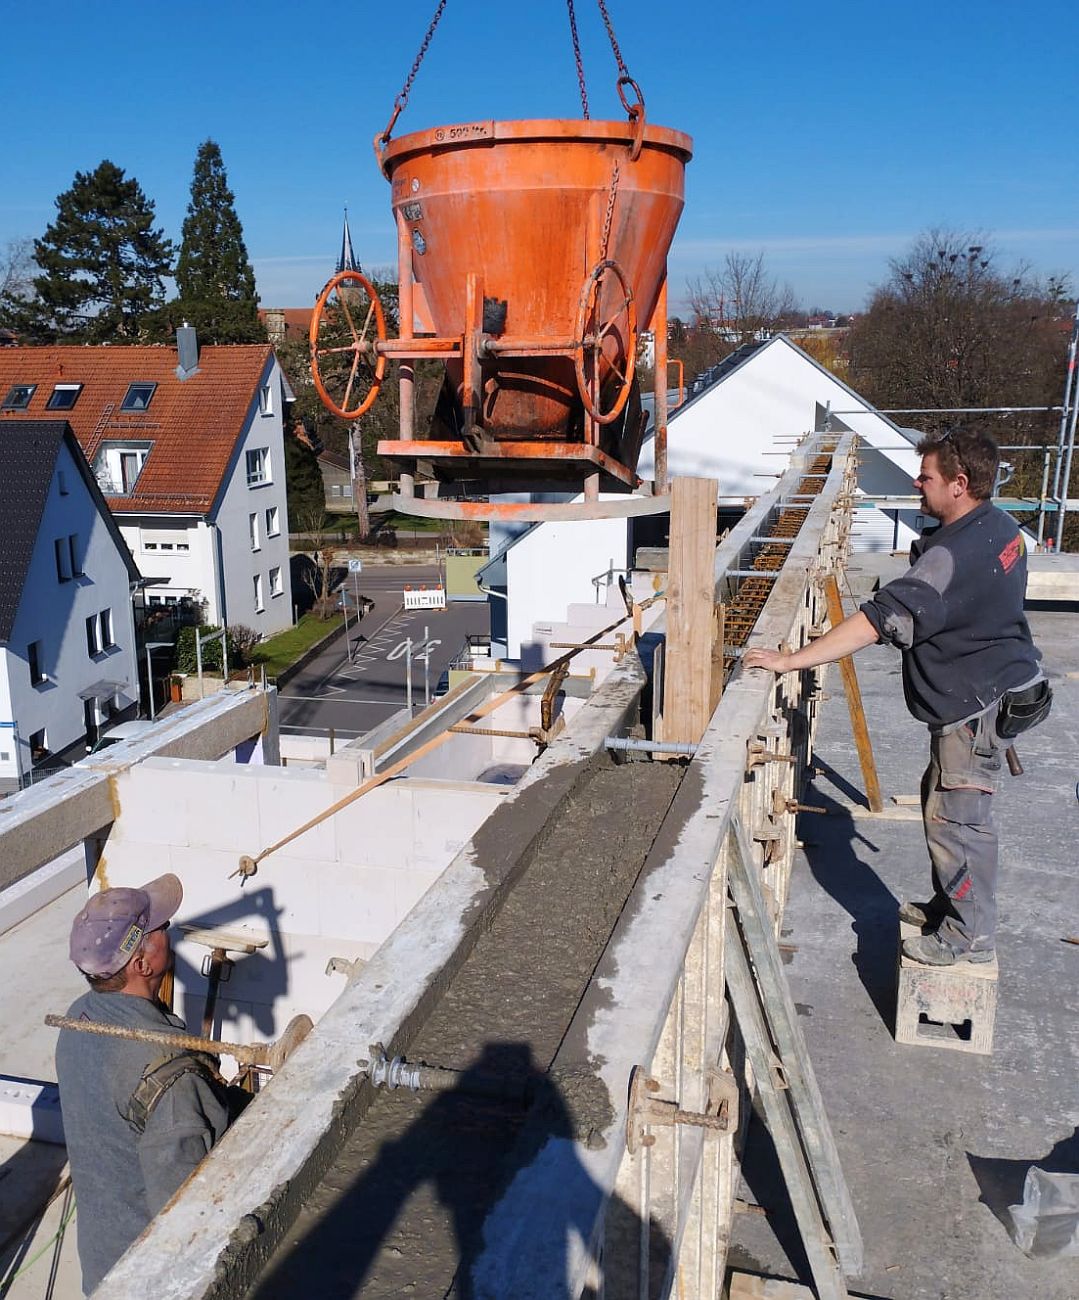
[920,707,1002,952]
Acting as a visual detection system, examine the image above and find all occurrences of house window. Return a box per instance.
[58,470,69,496]
[249,512,260,551]
[144,541,158,551]
[28,640,46,686]
[265,506,280,537]
[246,447,270,486]
[55,538,72,583]
[101,608,115,649]
[330,484,342,498]
[66,533,82,577]
[119,451,142,493]
[259,384,274,416]
[269,565,283,597]
[253,573,264,612]
[29,728,49,761]
[342,483,353,498]
[120,382,157,412]
[86,614,101,657]
[1,384,35,410]
[46,383,83,410]
[94,443,151,496]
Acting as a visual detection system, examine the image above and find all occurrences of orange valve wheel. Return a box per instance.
[574,259,637,425]
[309,271,388,419]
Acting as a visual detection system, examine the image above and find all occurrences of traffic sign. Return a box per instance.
[348,558,363,573]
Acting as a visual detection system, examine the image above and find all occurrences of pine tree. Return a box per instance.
[175,141,264,343]
[5,161,173,343]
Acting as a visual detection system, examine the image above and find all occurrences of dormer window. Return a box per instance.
[2,384,36,410]
[120,382,157,412]
[47,383,83,410]
[93,441,153,496]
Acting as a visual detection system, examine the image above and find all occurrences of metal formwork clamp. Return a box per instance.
[625,1064,738,1156]
[747,740,797,770]
[772,788,828,817]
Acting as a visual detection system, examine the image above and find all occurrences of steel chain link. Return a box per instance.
[387,0,448,129]
[596,0,629,78]
[566,0,590,118]
[600,158,621,260]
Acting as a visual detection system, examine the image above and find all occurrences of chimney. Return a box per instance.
[175,322,200,380]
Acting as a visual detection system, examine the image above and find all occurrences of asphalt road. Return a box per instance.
[278,564,490,741]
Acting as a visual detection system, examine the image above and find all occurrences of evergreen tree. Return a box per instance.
[6,161,173,342]
[175,140,264,343]
[283,430,326,522]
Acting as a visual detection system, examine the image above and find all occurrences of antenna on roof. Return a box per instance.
[337,206,361,275]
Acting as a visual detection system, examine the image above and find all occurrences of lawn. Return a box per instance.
[249,612,344,679]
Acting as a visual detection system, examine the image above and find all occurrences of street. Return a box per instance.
[278,564,490,740]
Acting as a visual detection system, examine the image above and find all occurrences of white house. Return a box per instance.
[0,420,140,786]
[638,335,926,551]
[477,335,933,661]
[0,335,294,638]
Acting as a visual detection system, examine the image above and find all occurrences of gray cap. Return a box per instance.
[69,874,183,977]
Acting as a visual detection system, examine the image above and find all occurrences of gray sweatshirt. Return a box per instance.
[55,990,230,1295]
[860,500,1040,726]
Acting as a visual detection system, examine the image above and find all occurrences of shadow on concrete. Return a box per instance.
[0,1137,69,1292]
[798,755,902,1033]
[728,1103,813,1283]
[968,1127,1079,1234]
[250,1041,672,1299]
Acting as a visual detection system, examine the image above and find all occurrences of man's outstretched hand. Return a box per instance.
[742,647,795,673]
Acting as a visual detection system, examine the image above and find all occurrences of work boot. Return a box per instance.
[897,900,947,929]
[902,932,995,967]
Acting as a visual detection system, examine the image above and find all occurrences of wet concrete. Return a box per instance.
[248,759,684,1299]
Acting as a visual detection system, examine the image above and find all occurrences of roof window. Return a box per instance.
[2,384,36,410]
[46,383,83,410]
[120,382,157,413]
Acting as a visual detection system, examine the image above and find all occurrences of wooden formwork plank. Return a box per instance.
[728,814,863,1278]
[822,574,884,813]
[663,477,719,745]
[724,916,849,1300]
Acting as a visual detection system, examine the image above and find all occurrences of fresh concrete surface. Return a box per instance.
[728,605,1079,1299]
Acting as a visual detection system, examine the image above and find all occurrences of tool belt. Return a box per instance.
[126,1050,248,1134]
[997,680,1053,740]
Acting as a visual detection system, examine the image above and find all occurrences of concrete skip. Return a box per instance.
[102,648,649,1299]
[0,689,279,893]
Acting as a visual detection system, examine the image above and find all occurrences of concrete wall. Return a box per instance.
[0,438,139,782]
[97,760,507,1039]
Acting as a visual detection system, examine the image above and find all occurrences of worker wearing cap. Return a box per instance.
[55,875,231,1294]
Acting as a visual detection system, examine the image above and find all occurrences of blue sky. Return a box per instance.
[3,0,1077,314]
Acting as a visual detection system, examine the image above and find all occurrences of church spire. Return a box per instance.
[337,206,360,274]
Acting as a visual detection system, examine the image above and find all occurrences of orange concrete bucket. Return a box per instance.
[380,118,692,442]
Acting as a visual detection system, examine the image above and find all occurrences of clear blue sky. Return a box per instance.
[3,0,1077,314]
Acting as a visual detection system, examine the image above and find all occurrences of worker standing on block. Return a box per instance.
[744,429,1050,967]
[56,875,232,1294]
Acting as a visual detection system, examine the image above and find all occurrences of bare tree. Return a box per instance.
[0,237,34,305]
[293,504,337,617]
[687,252,798,346]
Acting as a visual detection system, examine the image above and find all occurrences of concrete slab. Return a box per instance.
[727,608,1079,1298]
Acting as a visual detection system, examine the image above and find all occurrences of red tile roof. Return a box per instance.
[0,345,274,514]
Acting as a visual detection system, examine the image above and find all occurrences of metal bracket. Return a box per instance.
[748,740,797,769]
[772,788,828,817]
[625,1064,736,1156]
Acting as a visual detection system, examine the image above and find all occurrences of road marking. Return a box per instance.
[281,694,407,706]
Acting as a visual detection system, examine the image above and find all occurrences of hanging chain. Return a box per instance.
[566,0,590,118]
[595,0,629,77]
[600,158,621,260]
[379,0,448,146]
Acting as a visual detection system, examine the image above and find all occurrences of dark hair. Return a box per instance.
[916,428,998,500]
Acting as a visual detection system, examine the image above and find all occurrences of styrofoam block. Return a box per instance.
[316,863,404,946]
[0,1076,65,1145]
[109,763,191,848]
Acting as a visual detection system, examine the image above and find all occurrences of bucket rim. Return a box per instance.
[381,118,693,167]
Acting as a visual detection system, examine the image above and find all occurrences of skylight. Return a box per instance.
[1,384,36,410]
[46,383,83,410]
[120,382,157,413]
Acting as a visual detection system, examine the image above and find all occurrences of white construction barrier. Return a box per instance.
[404,585,447,611]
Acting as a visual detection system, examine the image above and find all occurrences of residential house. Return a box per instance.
[318,449,354,511]
[0,334,294,637]
[0,420,140,786]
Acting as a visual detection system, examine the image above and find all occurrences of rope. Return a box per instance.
[565,0,590,117]
[0,1181,75,1287]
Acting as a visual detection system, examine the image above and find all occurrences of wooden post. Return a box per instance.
[662,477,718,745]
[823,574,884,813]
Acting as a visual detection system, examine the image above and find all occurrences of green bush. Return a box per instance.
[174,624,262,673]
